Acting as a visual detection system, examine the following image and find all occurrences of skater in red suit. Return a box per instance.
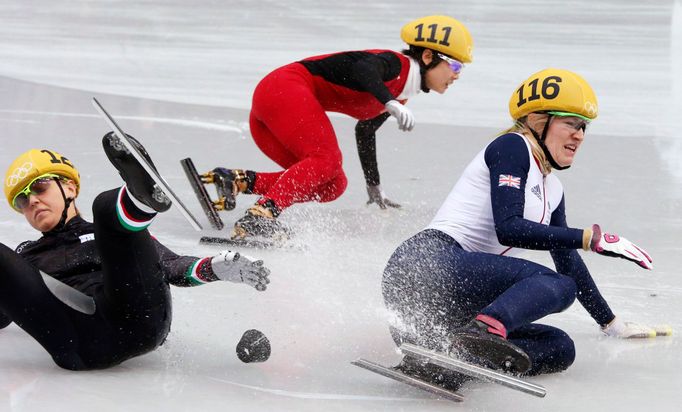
[209,15,474,240]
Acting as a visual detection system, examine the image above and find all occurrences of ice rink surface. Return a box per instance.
[0,1,681,411]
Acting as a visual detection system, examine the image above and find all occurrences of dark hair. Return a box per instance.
[402,45,444,67]
[401,45,427,59]
[401,45,444,93]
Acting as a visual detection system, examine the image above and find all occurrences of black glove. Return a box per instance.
[366,184,401,209]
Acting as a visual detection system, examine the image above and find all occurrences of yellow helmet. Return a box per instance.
[401,15,473,63]
[509,68,598,121]
[4,148,80,211]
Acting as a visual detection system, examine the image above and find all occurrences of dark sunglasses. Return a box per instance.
[12,174,60,211]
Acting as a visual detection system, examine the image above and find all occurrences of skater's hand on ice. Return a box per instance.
[385,100,415,131]
[589,224,653,270]
[210,250,270,291]
[366,185,401,210]
[601,317,672,339]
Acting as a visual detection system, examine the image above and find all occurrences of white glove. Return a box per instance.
[601,317,657,339]
[366,184,401,209]
[385,100,415,131]
[590,224,653,270]
[210,251,270,291]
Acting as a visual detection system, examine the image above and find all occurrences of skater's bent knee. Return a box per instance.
[317,172,347,203]
[525,332,576,376]
[556,275,577,311]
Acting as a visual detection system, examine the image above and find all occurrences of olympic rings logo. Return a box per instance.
[584,101,598,116]
[6,162,34,188]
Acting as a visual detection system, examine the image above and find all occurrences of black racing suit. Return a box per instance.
[0,188,206,370]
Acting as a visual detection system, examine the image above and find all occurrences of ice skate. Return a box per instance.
[232,200,290,241]
[211,167,253,211]
[102,131,171,213]
[394,355,471,392]
[449,314,531,374]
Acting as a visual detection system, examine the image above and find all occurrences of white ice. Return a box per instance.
[0,1,680,411]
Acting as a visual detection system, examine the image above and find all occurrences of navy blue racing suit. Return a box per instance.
[383,133,615,376]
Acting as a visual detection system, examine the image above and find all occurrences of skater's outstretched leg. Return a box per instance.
[0,243,89,369]
[97,132,174,361]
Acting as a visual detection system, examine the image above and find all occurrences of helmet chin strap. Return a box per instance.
[50,178,75,232]
[529,114,571,171]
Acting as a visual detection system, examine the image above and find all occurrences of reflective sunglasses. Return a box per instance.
[436,53,464,74]
[547,111,590,133]
[12,173,60,211]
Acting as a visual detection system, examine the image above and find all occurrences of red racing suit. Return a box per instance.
[248,50,412,211]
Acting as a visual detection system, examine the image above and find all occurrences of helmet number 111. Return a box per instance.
[412,23,452,46]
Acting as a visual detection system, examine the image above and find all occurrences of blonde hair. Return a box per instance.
[498,116,552,176]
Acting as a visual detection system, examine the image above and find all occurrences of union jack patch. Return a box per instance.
[498,174,521,189]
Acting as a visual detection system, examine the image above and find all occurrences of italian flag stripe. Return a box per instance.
[116,186,154,232]
[186,257,211,285]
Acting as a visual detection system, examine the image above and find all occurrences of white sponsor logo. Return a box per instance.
[6,162,34,188]
[584,101,598,117]
[15,241,30,254]
[79,233,95,243]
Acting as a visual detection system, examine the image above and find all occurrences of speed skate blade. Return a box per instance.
[400,343,546,398]
[92,97,202,231]
[352,358,464,402]
[199,236,278,249]
[180,158,225,230]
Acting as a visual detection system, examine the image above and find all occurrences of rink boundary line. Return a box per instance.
[207,376,425,402]
[0,109,242,133]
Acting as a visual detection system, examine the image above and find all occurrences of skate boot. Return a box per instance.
[210,168,255,211]
[448,314,531,374]
[394,355,471,392]
[102,131,171,213]
[231,199,290,240]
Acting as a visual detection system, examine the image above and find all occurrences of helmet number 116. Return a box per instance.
[515,76,562,107]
